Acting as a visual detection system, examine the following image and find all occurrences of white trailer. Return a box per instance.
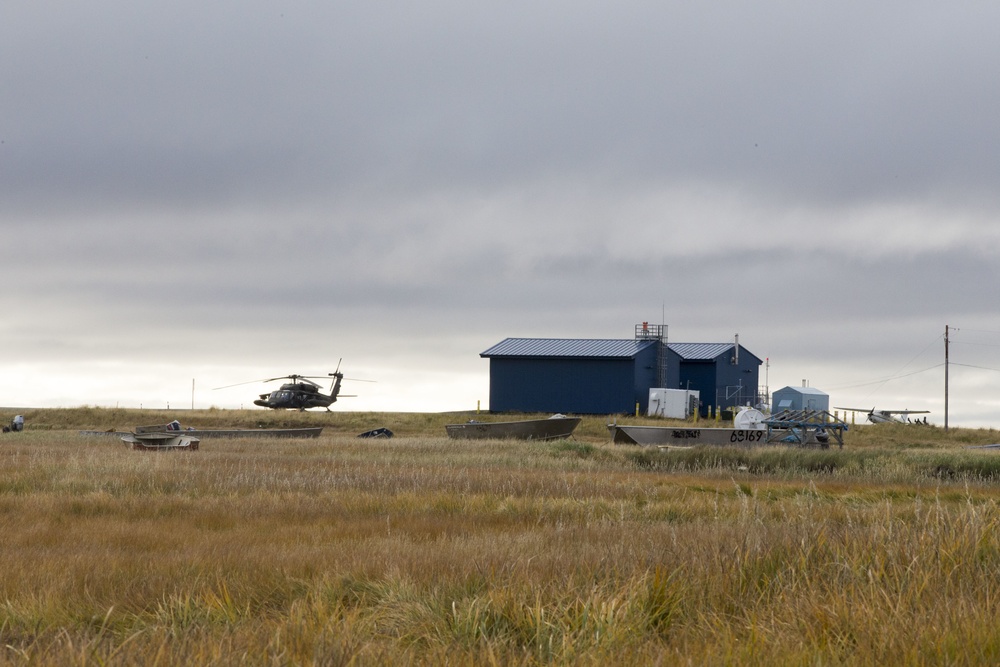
[647,388,699,419]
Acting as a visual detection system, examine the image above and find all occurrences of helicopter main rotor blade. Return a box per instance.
[216,374,325,389]
[217,371,352,390]
[213,378,273,390]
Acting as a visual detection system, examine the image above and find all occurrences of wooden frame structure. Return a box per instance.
[763,409,848,449]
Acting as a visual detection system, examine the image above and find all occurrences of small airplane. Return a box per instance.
[216,363,369,411]
[835,407,931,425]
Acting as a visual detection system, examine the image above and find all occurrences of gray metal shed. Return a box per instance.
[772,386,829,412]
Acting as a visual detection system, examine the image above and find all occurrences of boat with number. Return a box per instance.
[445,415,581,441]
[121,432,200,451]
[608,408,846,449]
[608,407,768,447]
[608,424,767,447]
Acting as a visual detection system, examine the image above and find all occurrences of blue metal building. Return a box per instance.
[482,333,762,415]
[670,342,764,416]
[480,337,680,414]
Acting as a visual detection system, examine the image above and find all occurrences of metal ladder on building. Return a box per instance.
[635,323,668,387]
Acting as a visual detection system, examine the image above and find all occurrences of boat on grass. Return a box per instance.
[608,408,846,449]
[121,432,200,451]
[445,415,581,441]
[133,422,322,439]
[82,425,323,439]
[608,424,767,447]
[609,407,768,447]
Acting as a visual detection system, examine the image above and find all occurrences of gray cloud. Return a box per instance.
[2,2,999,424]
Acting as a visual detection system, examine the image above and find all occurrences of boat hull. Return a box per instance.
[446,417,581,441]
[134,424,322,439]
[121,433,200,451]
[609,424,766,447]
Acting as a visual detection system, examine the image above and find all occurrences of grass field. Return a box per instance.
[3,408,1000,665]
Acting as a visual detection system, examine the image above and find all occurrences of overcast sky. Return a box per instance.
[3,3,1000,426]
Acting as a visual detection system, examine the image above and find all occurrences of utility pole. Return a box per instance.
[944,324,949,432]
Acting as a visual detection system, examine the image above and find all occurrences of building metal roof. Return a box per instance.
[481,338,658,359]
[481,338,753,362]
[667,342,736,361]
[775,385,828,396]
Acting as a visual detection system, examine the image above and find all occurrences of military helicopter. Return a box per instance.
[253,372,347,411]
[835,407,931,425]
[217,364,366,411]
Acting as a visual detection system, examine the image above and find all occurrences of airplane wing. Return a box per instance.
[834,407,930,414]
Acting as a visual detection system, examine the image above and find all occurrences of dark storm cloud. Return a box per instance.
[5,2,999,210]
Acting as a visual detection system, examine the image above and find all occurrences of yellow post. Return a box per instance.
[635,402,640,417]
[477,400,480,414]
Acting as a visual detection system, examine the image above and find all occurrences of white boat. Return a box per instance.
[445,415,581,441]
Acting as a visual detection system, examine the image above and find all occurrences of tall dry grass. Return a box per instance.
[2,410,1000,664]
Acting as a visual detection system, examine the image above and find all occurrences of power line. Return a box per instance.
[859,333,944,399]
[950,362,1000,373]
[827,363,944,391]
[953,327,1000,336]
